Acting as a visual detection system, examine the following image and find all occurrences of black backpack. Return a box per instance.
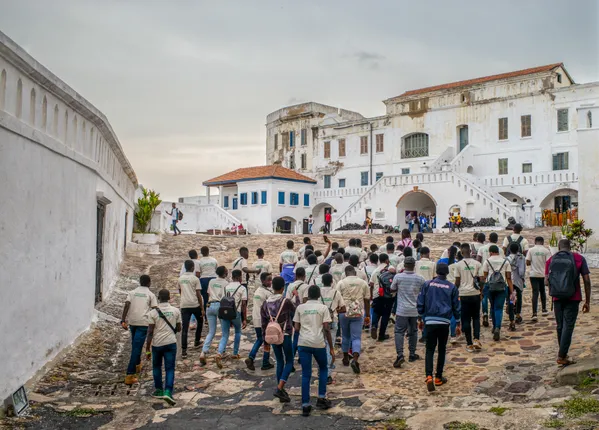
[548,251,578,299]
[378,270,395,298]
[506,236,524,256]
[487,259,508,292]
[218,285,242,320]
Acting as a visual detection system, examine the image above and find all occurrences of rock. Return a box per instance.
[524,375,543,382]
[505,381,533,393]
[68,370,119,384]
[556,356,599,385]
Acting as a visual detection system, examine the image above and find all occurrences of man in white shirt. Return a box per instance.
[454,244,483,352]
[502,223,529,256]
[386,243,400,268]
[304,254,320,285]
[216,270,248,368]
[121,274,157,385]
[330,253,347,284]
[526,236,552,320]
[178,260,205,358]
[233,247,259,288]
[179,249,201,277]
[415,247,436,281]
[280,240,299,270]
[298,237,311,260]
[348,255,368,283]
[319,273,346,384]
[166,202,181,236]
[200,266,229,365]
[198,246,218,312]
[477,232,504,327]
[345,238,362,258]
[253,248,273,275]
[483,245,514,342]
[245,272,274,371]
[145,289,181,406]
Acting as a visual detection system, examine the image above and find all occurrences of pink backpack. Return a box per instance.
[264,299,287,345]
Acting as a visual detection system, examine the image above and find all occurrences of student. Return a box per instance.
[526,237,552,320]
[398,229,413,249]
[308,215,314,234]
[454,244,483,352]
[417,263,461,392]
[319,273,346,384]
[298,237,312,260]
[295,250,311,273]
[483,245,514,341]
[330,253,347,283]
[416,232,424,244]
[406,213,414,232]
[178,260,205,358]
[166,202,181,236]
[253,248,273,275]
[387,243,400,268]
[286,267,307,305]
[280,240,299,276]
[346,238,361,258]
[471,233,485,259]
[262,276,296,403]
[369,243,379,256]
[381,236,395,254]
[391,257,425,368]
[503,223,529,256]
[314,250,325,264]
[348,255,368,283]
[325,242,339,263]
[364,253,379,281]
[508,242,526,329]
[355,238,368,262]
[179,250,201,277]
[200,266,229,365]
[314,263,334,290]
[232,247,259,288]
[478,232,503,327]
[198,247,218,312]
[305,254,319,285]
[245,272,274,371]
[369,253,389,336]
[216,270,248,368]
[370,259,395,342]
[412,239,422,260]
[415,247,436,281]
[293,285,334,416]
[337,266,371,374]
[121,275,158,385]
[145,289,181,406]
[545,239,591,366]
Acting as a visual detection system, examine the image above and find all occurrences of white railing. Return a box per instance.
[430,146,456,172]
[313,186,369,200]
[451,172,512,221]
[481,170,578,188]
[450,144,477,173]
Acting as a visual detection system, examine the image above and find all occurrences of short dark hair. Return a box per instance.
[378,253,389,263]
[460,243,471,254]
[319,263,330,275]
[185,260,195,272]
[370,244,378,252]
[345,265,356,276]
[216,266,227,277]
[489,245,500,254]
[304,237,311,244]
[349,238,357,247]
[386,243,395,252]
[477,233,486,243]
[314,250,323,257]
[535,236,544,244]
[509,242,520,254]
[304,249,314,258]
[308,285,321,299]
[349,254,360,267]
[272,276,285,292]
[514,223,523,233]
[386,236,394,243]
[343,252,350,261]
[231,269,242,280]
[158,289,170,302]
[416,232,424,242]
[307,254,318,265]
[256,248,265,257]
[356,238,362,247]
[369,253,379,264]
[413,239,421,249]
[489,232,499,243]
[239,247,248,254]
[305,244,314,252]
[403,247,413,257]
[296,267,306,278]
[322,273,333,287]
[337,247,345,255]
[420,246,430,256]
[331,242,339,250]
[189,249,198,259]
[140,274,151,287]
[260,272,271,282]
[558,239,571,251]
[200,246,209,256]
[287,240,294,249]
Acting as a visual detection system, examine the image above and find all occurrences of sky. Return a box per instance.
[1,0,598,200]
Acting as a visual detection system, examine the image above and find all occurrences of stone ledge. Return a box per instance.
[556,356,599,385]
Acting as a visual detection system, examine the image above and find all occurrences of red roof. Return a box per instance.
[392,63,564,99]
[203,165,316,186]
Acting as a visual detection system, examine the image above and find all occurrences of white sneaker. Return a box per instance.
[466,345,475,353]
[450,337,457,345]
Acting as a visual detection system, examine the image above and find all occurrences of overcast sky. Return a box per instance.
[1,0,598,200]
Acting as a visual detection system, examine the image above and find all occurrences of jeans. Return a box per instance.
[326,322,337,377]
[460,295,481,345]
[293,331,300,358]
[152,343,177,393]
[181,307,203,350]
[218,314,242,355]
[309,224,313,234]
[324,221,330,233]
[450,315,457,337]
[530,277,547,314]
[272,335,294,383]
[298,346,328,406]
[172,220,181,235]
[127,326,148,375]
[482,283,490,315]
[249,328,270,366]
[199,278,214,311]
[489,288,507,330]
[339,314,364,354]
[371,297,394,340]
[554,300,580,358]
[202,302,220,353]
[395,316,418,358]
[425,324,449,378]
[507,288,523,322]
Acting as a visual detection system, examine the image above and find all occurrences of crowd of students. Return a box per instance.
[119,224,592,413]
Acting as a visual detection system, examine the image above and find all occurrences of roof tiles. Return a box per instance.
[203,165,316,186]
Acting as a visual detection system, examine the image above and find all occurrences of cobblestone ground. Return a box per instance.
[5,228,599,430]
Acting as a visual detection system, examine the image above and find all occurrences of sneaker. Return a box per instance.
[426,376,435,392]
[302,405,312,417]
[190,323,197,331]
[342,355,350,367]
[557,356,576,366]
[434,376,448,386]
[370,327,377,340]
[327,376,333,385]
[409,354,421,362]
[215,354,223,369]
[231,354,241,360]
[531,314,538,322]
[377,334,390,342]
[274,388,291,403]
[124,375,138,385]
[482,315,489,327]
[508,322,516,332]
[316,397,332,410]
[450,337,457,345]
[515,315,523,324]
[199,352,207,366]
[393,356,405,368]
[493,328,500,341]
[245,358,255,371]
[151,389,163,398]
[350,359,361,374]
[466,345,475,353]
[473,339,482,350]
[181,350,188,359]
[542,309,549,316]
[162,390,176,406]
[194,341,201,349]
[261,363,275,371]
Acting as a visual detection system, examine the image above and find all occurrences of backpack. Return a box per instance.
[218,285,242,320]
[548,251,578,299]
[506,236,523,256]
[463,259,480,291]
[264,299,287,345]
[487,259,508,292]
[377,268,395,298]
[177,209,183,221]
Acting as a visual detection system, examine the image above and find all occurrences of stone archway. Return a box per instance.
[539,188,578,212]
[312,202,335,233]
[276,216,298,234]
[396,190,437,229]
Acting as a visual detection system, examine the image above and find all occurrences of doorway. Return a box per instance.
[95,202,106,304]
[458,125,469,152]
[232,197,238,210]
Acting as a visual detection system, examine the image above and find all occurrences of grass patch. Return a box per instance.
[444,422,480,430]
[489,406,509,416]
[64,408,102,417]
[562,396,599,418]
[573,420,599,429]
[577,369,599,392]
[369,418,409,430]
[533,404,545,408]
[544,419,565,429]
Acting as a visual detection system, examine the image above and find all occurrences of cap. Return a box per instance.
[436,263,450,276]
[404,256,416,266]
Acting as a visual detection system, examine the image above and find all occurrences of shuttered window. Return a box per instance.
[498,118,508,140]
[498,158,508,175]
[557,109,569,132]
[338,139,346,157]
[324,141,331,158]
[521,115,531,137]
[360,136,368,154]
[375,134,384,152]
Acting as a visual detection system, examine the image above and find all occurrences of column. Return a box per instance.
[206,186,210,204]
[523,203,535,229]
[509,202,520,224]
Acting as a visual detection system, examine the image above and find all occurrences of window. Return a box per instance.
[300,153,307,169]
[303,193,310,207]
[274,133,278,150]
[240,193,248,205]
[401,133,429,158]
[289,153,295,169]
[498,158,508,175]
[290,192,299,206]
[588,111,593,128]
[223,196,229,208]
[375,134,384,152]
[289,130,295,147]
[498,117,508,140]
[521,115,531,137]
[360,171,369,186]
[278,191,285,205]
[261,190,267,204]
[553,152,569,171]
[557,109,569,132]
[301,128,307,146]
[557,73,562,84]
[401,168,410,175]
[324,141,330,158]
[232,198,238,210]
[282,132,289,147]
[324,175,331,189]
[360,136,368,154]
[375,172,383,181]
[251,192,258,205]
[522,163,532,173]
[338,178,346,188]
[338,139,346,157]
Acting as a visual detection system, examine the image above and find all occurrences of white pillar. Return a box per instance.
[523,203,535,229]
[509,203,520,223]
[206,186,211,204]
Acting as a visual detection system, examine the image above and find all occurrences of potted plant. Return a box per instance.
[562,220,594,253]
[133,187,162,244]
[549,231,558,255]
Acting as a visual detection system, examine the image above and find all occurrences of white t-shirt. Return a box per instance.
[453,258,483,296]
[483,255,512,282]
[198,256,218,278]
[369,264,389,299]
[388,253,401,268]
[207,277,228,302]
[285,280,307,301]
[348,266,368,283]
[329,262,348,283]
[478,244,505,267]
[293,300,332,348]
[280,250,299,265]
[224,281,248,310]
[180,259,201,277]
[314,275,337,290]
[179,272,202,308]
[253,259,273,274]
[502,234,530,253]
[126,287,158,326]
[346,246,362,257]
[336,276,370,315]
[304,264,319,284]
[526,245,552,278]
[171,208,179,221]
[252,286,273,328]
[294,259,310,273]
[319,286,345,323]
[231,257,248,273]
[415,258,436,281]
[148,303,181,347]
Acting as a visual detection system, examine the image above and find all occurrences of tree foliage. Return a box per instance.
[134,187,162,233]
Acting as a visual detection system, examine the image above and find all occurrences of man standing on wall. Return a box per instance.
[308,215,314,234]
[166,203,181,236]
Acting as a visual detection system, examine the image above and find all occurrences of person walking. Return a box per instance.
[318,273,345,384]
[526,236,551,321]
[121,275,157,385]
[324,211,332,233]
[215,270,248,368]
[293,285,334,417]
[245,272,274,371]
[503,223,529,256]
[477,232,504,327]
[145,289,181,406]
[417,263,461,392]
[198,246,218,312]
[370,259,395,342]
[200,266,229,365]
[166,203,181,236]
[415,247,436,281]
[545,239,591,366]
[454,244,483,352]
[178,260,205,358]
[232,247,259,290]
[391,257,425,368]
[507,242,526,329]
[482,245,514,341]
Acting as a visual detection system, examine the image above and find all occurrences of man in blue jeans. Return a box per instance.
[215,270,248,369]
[245,272,274,371]
[166,203,181,236]
[121,275,157,385]
[482,245,513,342]
[146,289,181,406]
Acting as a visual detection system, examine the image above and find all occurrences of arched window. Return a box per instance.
[16,79,23,118]
[401,133,429,158]
[72,115,78,148]
[53,105,59,135]
[30,88,36,125]
[42,96,48,130]
[588,111,593,129]
[0,69,6,110]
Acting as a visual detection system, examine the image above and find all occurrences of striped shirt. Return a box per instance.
[390,271,425,317]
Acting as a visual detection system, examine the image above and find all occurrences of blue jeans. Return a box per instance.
[249,328,270,365]
[218,314,242,355]
[272,335,294,383]
[127,326,148,375]
[202,302,220,353]
[293,331,300,357]
[450,315,457,337]
[172,220,181,234]
[326,322,337,377]
[298,346,328,406]
[489,288,507,330]
[339,314,364,354]
[199,278,214,311]
[152,343,177,393]
[482,283,490,315]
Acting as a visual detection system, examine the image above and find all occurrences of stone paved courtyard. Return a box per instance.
[5,228,599,430]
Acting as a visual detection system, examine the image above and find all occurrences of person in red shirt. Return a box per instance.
[545,239,591,366]
[324,211,332,234]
